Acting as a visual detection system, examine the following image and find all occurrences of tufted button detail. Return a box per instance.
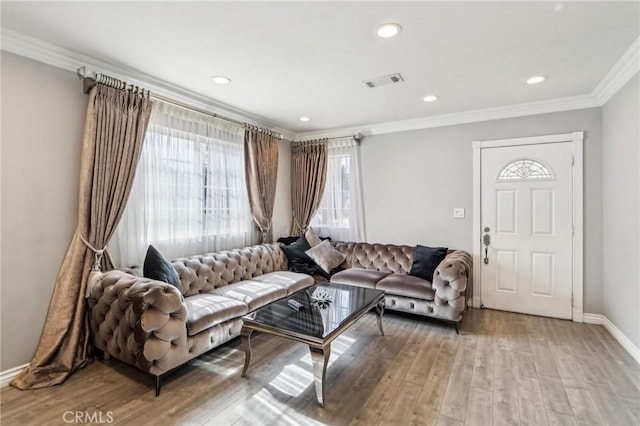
[409,302,415,309]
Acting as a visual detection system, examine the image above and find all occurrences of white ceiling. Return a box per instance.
[2,1,639,135]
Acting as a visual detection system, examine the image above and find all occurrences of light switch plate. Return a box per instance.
[453,208,465,218]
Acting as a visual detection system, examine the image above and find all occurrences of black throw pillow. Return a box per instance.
[143,245,180,287]
[291,236,311,251]
[280,241,329,279]
[409,245,448,282]
[277,235,331,246]
[276,236,299,246]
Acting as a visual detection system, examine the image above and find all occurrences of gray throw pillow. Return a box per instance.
[305,240,346,274]
[305,228,321,247]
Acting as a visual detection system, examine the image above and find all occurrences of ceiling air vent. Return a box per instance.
[364,73,405,88]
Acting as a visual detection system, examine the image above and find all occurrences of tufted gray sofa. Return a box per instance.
[88,241,471,395]
[329,242,472,328]
[87,243,313,395]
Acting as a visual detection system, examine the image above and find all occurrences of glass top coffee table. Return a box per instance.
[240,283,385,407]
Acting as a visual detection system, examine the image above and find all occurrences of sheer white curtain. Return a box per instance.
[112,101,255,265]
[310,137,365,242]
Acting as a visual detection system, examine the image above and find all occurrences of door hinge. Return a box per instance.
[572,156,575,166]
[572,224,575,236]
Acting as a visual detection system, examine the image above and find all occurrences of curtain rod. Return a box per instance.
[294,133,363,146]
[77,67,284,140]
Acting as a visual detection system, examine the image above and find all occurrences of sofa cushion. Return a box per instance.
[409,245,448,282]
[330,268,390,289]
[306,240,346,274]
[332,242,414,273]
[212,280,287,311]
[251,271,314,295]
[143,245,179,287]
[184,294,249,336]
[376,274,436,300]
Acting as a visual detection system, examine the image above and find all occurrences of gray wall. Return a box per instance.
[1,52,85,371]
[361,108,603,314]
[602,73,639,348]
[0,52,293,371]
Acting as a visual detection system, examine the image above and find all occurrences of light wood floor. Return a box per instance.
[1,308,639,425]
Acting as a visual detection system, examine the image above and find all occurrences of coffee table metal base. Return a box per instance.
[241,299,385,407]
[309,345,330,407]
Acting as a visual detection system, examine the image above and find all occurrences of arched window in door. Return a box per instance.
[498,159,553,181]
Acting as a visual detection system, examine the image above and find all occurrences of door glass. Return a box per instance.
[498,159,553,180]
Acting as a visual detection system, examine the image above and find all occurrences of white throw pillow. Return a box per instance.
[305,227,321,247]
[305,240,345,274]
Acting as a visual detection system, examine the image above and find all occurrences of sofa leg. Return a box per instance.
[155,376,161,397]
[454,323,459,335]
[103,352,110,361]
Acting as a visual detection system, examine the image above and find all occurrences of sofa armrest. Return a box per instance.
[431,250,472,321]
[88,270,188,374]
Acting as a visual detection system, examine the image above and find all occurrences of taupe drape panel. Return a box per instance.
[244,129,279,243]
[290,143,328,236]
[11,84,152,389]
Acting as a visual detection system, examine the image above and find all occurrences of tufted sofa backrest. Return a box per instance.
[117,244,286,297]
[332,242,415,274]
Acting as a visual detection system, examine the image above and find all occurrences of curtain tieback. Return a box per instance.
[260,222,272,241]
[80,234,108,298]
[292,216,303,232]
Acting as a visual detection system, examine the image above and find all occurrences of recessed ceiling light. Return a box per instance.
[377,23,402,38]
[211,76,231,85]
[423,95,439,103]
[526,75,546,85]
[299,116,311,122]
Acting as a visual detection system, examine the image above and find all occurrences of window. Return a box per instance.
[310,138,364,242]
[314,153,352,228]
[112,102,254,265]
[498,159,553,181]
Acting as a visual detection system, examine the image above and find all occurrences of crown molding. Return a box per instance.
[0,29,296,141]
[296,36,639,140]
[593,37,640,105]
[2,28,636,142]
[295,94,599,140]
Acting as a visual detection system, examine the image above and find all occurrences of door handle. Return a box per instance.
[483,228,490,264]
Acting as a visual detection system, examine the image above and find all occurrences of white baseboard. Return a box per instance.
[583,313,640,364]
[0,364,27,388]
[582,313,604,324]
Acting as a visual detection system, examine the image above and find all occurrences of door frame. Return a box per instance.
[472,132,584,322]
